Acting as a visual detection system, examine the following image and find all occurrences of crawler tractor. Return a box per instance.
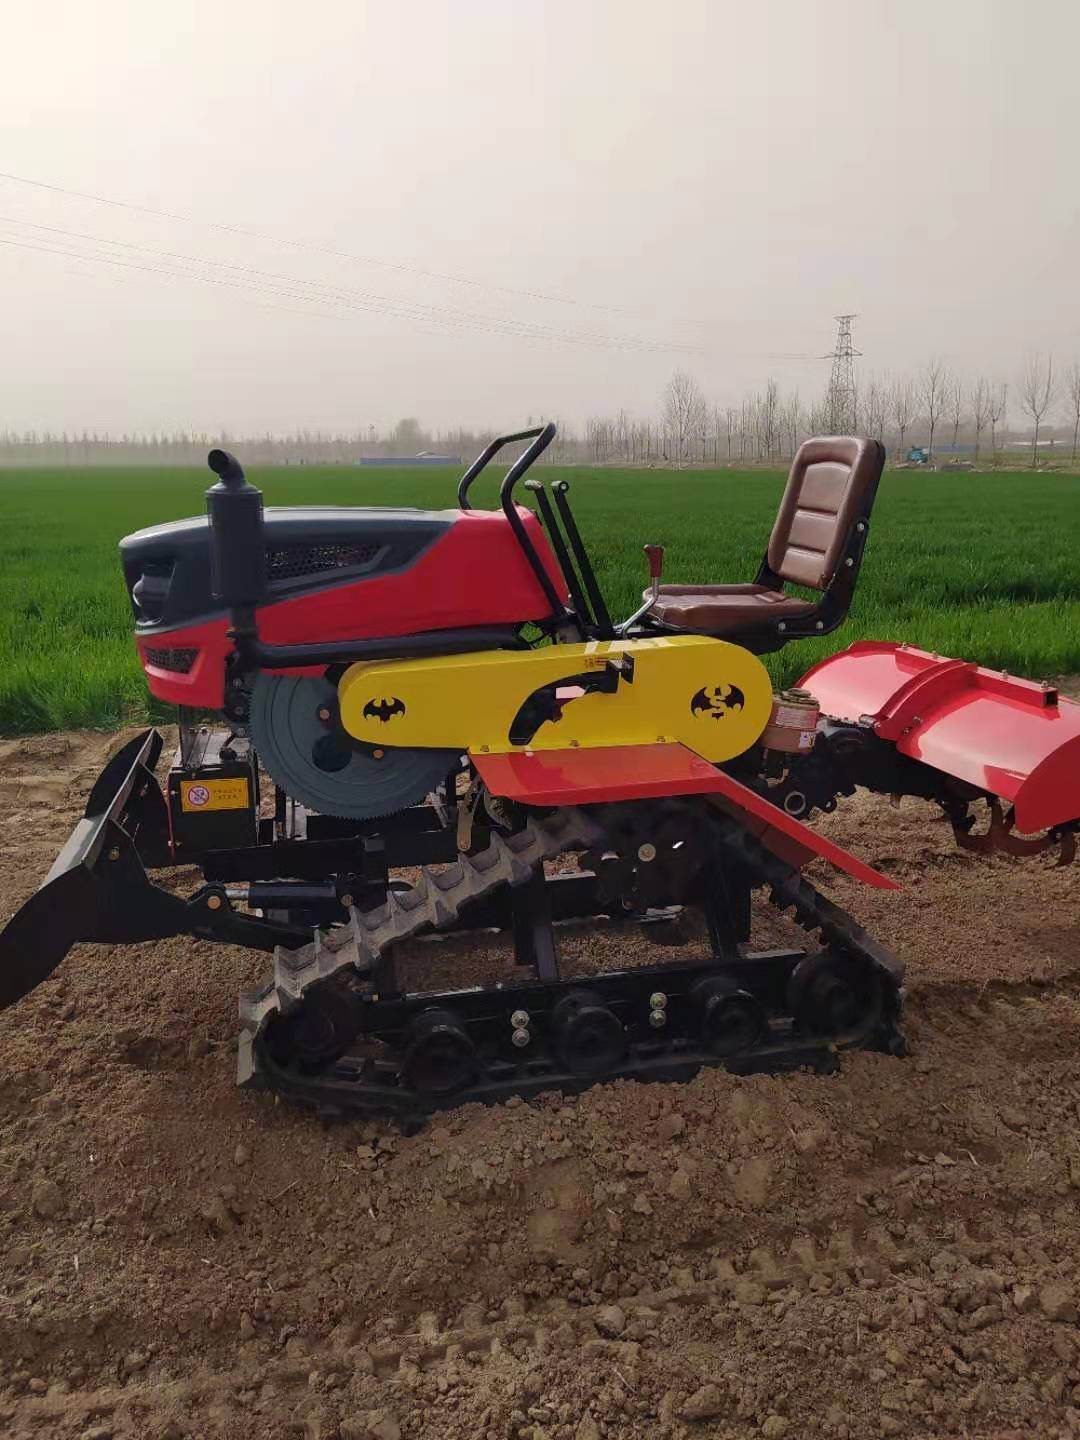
[2,424,1078,1119]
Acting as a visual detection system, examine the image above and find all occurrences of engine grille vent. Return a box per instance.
[266,541,383,582]
[145,646,199,674]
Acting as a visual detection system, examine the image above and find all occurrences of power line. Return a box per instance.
[0,167,699,326]
[0,213,825,363]
[0,224,700,354]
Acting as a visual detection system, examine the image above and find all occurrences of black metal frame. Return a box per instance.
[521,477,615,639]
[2,717,763,990]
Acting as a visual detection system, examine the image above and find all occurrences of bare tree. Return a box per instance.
[988,382,1007,462]
[739,399,752,462]
[889,375,916,460]
[662,371,707,465]
[1065,361,1080,463]
[948,376,964,453]
[614,409,631,462]
[863,374,887,445]
[758,379,780,459]
[921,359,950,464]
[782,391,801,459]
[969,378,993,462]
[724,407,737,465]
[585,416,610,463]
[1018,354,1056,466]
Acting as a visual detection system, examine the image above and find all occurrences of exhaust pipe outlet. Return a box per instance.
[206,448,266,664]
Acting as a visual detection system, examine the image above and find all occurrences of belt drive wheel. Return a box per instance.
[249,674,460,820]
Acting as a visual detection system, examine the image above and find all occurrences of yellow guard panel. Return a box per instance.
[337,635,772,763]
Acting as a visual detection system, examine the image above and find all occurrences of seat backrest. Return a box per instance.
[766,436,885,592]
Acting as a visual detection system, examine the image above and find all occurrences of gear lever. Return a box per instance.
[615,544,666,635]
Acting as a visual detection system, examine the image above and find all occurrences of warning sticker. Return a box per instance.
[180,777,250,813]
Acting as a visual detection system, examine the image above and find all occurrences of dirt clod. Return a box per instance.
[31,1177,64,1219]
[596,1303,626,1337]
[1040,1285,1077,1322]
[681,1384,727,1420]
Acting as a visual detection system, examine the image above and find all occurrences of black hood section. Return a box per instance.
[120,506,454,630]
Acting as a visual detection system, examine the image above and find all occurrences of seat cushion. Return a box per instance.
[649,583,815,635]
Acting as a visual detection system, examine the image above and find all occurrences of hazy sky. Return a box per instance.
[2,0,1077,435]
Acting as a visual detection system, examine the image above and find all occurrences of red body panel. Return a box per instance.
[799,641,1080,832]
[137,508,567,708]
[471,743,899,890]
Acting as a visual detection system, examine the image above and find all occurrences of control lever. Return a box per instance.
[615,544,666,635]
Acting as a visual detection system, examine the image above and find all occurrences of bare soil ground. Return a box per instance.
[1,727,1079,1440]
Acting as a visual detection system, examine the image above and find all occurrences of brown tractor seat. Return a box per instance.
[646,436,885,653]
[646,583,815,634]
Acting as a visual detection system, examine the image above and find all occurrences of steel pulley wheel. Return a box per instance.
[788,950,882,1038]
[249,673,459,819]
[551,990,625,1076]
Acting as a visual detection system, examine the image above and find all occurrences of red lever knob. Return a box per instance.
[644,544,665,580]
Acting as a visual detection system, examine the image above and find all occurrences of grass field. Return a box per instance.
[0,463,1077,735]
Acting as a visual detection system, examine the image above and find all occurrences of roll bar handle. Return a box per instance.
[457,422,555,510]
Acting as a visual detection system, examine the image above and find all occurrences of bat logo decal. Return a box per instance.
[362,696,407,723]
[690,683,745,719]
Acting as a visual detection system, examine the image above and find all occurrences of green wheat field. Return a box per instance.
[0,463,1077,736]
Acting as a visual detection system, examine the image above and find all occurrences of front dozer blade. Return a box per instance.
[0,728,176,1009]
[800,642,1080,833]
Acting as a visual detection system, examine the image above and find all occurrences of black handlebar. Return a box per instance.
[498,422,557,508]
[455,422,565,621]
[495,423,564,618]
[457,424,552,510]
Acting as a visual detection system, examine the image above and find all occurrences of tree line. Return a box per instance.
[0,356,1077,467]
[643,355,1079,468]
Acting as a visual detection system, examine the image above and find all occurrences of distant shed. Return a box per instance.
[359,453,462,467]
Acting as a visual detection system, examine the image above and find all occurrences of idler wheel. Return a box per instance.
[266,986,360,1071]
[788,951,882,1038]
[401,1008,478,1096]
[551,990,625,1076]
[691,975,767,1056]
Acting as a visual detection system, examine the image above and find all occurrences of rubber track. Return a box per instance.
[237,808,606,1088]
[237,800,904,1100]
[703,805,905,992]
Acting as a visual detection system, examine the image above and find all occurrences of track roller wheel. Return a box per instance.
[551,989,625,1076]
[691,975,767,1056]
[265,986,361,1071]
[788,950,882,1039]
[401,1008,478,1096]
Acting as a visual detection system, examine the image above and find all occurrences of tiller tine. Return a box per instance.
[0,729,177,1009]
[953,799,1077,866]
